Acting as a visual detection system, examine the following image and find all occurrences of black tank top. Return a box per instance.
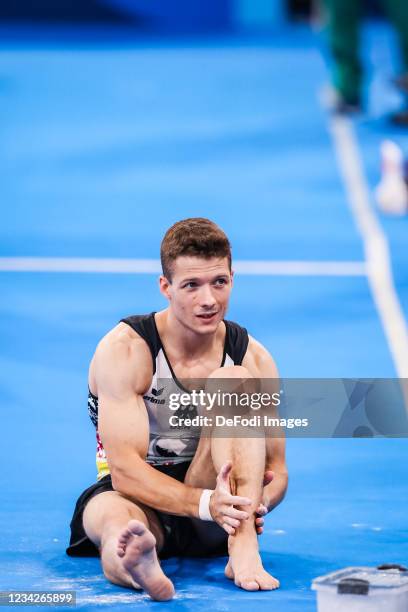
[89,312,249,479]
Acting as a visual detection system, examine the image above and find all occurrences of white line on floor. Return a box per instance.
[330,114,408,378]
[0,257,367,276]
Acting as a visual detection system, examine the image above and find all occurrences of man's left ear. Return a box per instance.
[159,275,172,300]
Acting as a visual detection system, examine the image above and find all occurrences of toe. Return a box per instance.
[241,581,260,591]
[118,533,129,545]
[127,520,146,536]
[237,577,259,591]
[224,562,234,580]
[259,574,280,590]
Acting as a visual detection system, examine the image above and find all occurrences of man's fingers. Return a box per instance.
[226,507,249,521]
[256,503,268,516]
[255,515,264,535]
[228,495,252,507]
[222,523,235,536]
[222,516,240,529]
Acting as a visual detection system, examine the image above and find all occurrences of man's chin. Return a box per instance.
[192,315,221,333]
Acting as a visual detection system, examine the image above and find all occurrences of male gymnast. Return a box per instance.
[66,217,288,601]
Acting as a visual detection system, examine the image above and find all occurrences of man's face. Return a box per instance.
[160,256,233,335]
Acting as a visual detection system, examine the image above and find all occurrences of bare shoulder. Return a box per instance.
[90,322,152,397]
[242,335,279,378]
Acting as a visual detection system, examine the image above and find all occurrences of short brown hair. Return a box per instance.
[160,218,231,280]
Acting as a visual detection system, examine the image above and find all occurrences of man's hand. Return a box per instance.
[209,461,252,535]
[255,469,289,535]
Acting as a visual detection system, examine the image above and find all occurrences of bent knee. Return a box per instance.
[208,365,253,379]
[83,492,145,540]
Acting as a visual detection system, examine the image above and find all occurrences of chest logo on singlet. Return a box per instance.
[143,387,166,405]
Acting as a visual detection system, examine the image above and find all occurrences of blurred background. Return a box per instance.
[0,0,304,31]
[0,0,395,31]
[1,1,408,611]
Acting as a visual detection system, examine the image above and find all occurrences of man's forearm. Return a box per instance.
[112,460,203,518]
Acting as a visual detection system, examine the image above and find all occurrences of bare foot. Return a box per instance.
[225,542,280,591]
[116,519,174,601]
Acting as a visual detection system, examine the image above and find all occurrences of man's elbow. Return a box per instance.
[109,456,146,494]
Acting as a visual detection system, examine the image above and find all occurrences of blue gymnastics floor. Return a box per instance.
[1,22,408,611]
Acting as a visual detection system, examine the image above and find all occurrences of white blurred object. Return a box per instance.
[312,566,408,612]
[375,140,408,215]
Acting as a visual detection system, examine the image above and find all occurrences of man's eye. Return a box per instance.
[184,282,197,288]
[215,278,227,285]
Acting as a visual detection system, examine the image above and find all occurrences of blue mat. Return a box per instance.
[1,22,407,611]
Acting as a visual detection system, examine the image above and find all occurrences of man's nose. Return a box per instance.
[198,285,216,308]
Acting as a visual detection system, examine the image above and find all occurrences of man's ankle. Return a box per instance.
[228,528,258,553]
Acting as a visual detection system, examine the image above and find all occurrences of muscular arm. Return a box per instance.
[94,327,202,518]
[242,337,289,509]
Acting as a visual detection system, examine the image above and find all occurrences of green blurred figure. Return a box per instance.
[322,0,408,120]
